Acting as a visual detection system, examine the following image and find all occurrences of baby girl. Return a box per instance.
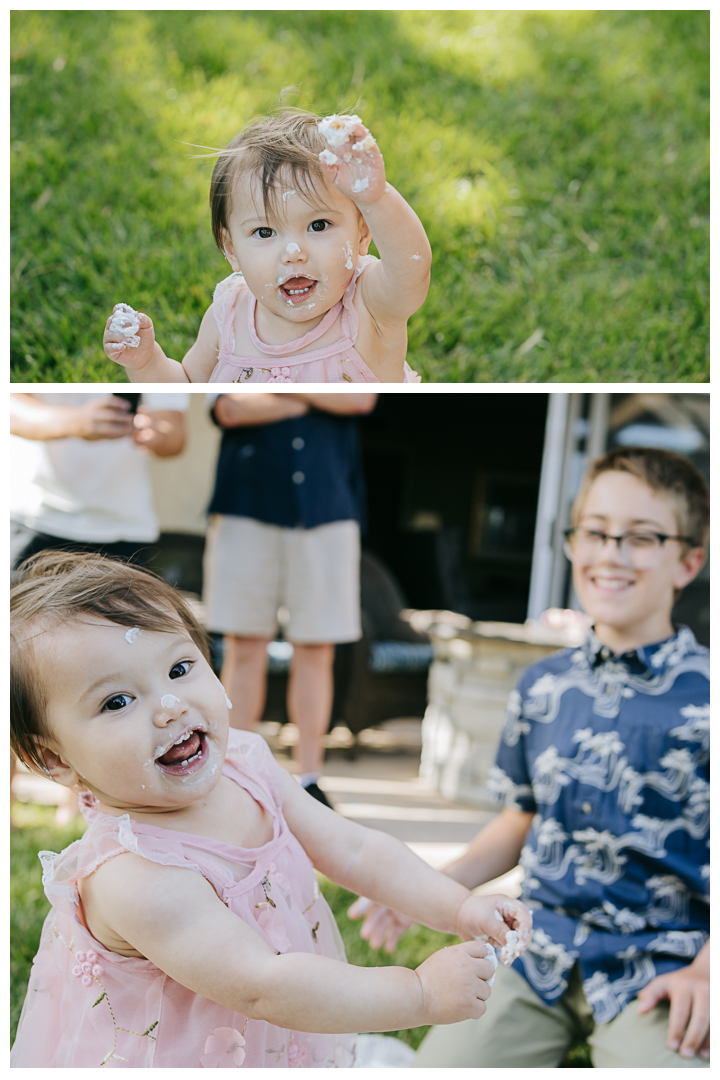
[11,552,532,1068]
[103,109,430,383]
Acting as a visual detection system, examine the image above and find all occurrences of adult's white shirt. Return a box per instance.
[10,393,190,543]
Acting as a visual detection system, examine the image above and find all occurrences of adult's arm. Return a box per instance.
[132,408,186,457]
[289,393,377,415]
[212,393,310,428]
[10,393,135,442]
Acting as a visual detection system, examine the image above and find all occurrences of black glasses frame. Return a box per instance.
[563,527,697,548]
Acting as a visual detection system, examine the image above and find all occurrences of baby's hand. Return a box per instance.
[415,939,495,1025]
[456,893,533,966]
[317,115,386,206]
[103,304,156,371]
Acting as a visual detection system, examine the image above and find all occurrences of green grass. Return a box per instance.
[11,10,708,382]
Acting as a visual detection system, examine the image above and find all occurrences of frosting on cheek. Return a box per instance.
[125,627,140,644]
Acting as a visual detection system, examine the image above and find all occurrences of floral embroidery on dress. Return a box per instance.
[269,366,292,382]
[72,949,104,987]
[288,1042,308,1067]
[201,1027,246,1067]
[54,923,159,1066]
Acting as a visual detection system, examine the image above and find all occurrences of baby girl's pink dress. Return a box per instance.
[208,254,421,384]
[11,731,357,1068]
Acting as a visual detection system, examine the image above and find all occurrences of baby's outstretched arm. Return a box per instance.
[318,116,432,326]
[103,303,220,383]
[282,772,532,952]
[80,855,495,1033]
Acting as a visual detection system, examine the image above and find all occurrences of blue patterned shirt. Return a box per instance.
[490,626,710,1023]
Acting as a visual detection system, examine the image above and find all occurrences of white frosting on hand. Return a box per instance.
[109,303,141,348]
[500,929,522,965]
[319,149,339,166]
[318,114,363,147]
[351,177,369,193]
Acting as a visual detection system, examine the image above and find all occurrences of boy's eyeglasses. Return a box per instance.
[563,527,697,569]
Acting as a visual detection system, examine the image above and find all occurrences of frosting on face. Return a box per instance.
[125,627,140,644]
[160,694,181,709]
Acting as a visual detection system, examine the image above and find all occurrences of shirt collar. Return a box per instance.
[581,626,699,674]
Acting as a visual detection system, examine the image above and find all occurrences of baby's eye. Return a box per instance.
[102,693,133,712]
[169,660,194,680]
[252,227,275,239]
[309,219,331,233]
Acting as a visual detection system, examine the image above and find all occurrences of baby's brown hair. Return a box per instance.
[11,551,211,774]
[210,108,330,250]
[209,106,366,252]
[572,446,710,548]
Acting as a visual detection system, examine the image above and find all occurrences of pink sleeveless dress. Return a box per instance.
[208,255,421,384]
[11,731,357,1068]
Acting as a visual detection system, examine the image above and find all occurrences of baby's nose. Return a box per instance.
[153,693,186,727]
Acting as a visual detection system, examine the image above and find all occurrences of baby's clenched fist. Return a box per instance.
[415,939,495,1026]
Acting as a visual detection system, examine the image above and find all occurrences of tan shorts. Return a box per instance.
[203,515,361,644]
[413,958,709,1069]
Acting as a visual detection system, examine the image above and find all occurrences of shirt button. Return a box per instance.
[292,471,305,485]
[292,437,305,450]
[240,445,255,458]
[581,802,593,814]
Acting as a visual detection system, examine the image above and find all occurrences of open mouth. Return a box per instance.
[279,276,317,305]
[155,728,208,776]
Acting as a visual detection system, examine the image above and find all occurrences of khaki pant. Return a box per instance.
[414,961,709,1068]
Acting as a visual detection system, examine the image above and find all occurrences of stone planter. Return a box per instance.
[420,618,581,807]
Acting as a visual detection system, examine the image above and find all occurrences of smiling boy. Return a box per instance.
[356,446,710,1068]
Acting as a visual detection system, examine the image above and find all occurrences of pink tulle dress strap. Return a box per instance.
[208,257,421,383]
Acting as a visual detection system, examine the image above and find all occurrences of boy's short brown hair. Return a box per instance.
[210,108,331,251]
[572,446,710,547]
[11,551,211,773]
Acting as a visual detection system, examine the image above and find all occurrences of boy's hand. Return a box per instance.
[347,896,415,952]
[103,305,156,371]
[637,959,710,1061]
[456,893,533,964]
[415,940,495,1025]
[317,116,386,207]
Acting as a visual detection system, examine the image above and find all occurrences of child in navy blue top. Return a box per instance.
[352,446,710,1069]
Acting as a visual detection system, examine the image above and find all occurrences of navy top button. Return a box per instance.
[292,471,305,484]
[292,437,305,450]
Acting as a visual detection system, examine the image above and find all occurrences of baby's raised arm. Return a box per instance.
[81,854,495,1033]
[318,116,432,327]
[102,303,220,383]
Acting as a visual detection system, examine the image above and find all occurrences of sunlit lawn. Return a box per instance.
[11,10,708,382]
